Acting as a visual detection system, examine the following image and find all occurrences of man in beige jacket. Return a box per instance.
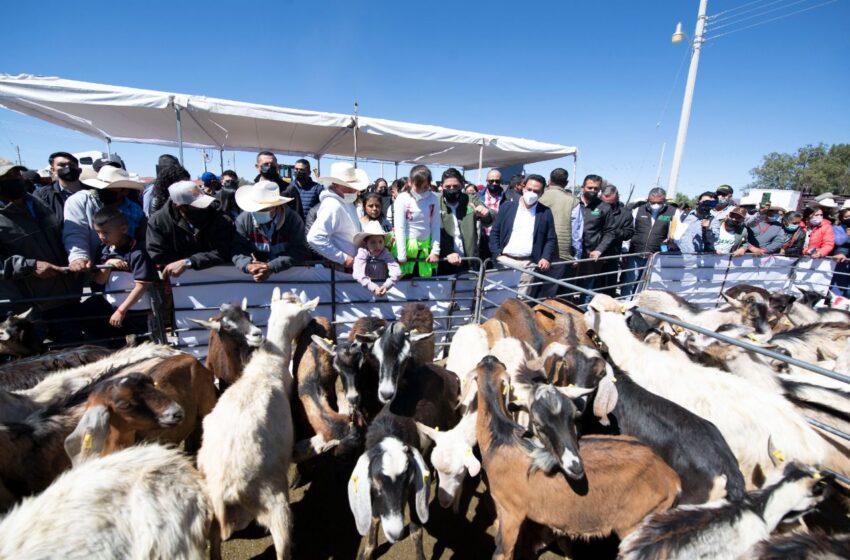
[538,168,582,297]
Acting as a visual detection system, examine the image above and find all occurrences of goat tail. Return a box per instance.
[257,488,292,560]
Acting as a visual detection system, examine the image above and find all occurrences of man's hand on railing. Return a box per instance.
[105,258,130,272]
[33,261,64,279]
[446,253,462,265]
[162,259,190,279]
[834,254,848,263]
[68,258,91,273]
[426,254,440,264]
[343,255,354,269]
[537,258,551,272]
[589,250,601,261]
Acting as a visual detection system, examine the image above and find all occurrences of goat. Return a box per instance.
[198,287,316,560]
[481,317,511,348]
[768,321,850,364]
[190,298,264,391]
[494,298,547,353]
[0,308,39,357]
[416,411,479,509]
[637,289,771,334]
[564,345,746,504]
[0,345,111,391]
[0,444,216,560]
[474,355,680,559]
[0,342,179,423]
[753,531,850,559]
[585,294,850,487]
[348,346,459,559]
[618,463,830,560]
[445,323,490,386]
[372,321,434,404]
[399,302,435,364]
[532,298,594,346]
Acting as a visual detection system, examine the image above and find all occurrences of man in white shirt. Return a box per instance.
[307,162,369,269]
[488,174,558,296]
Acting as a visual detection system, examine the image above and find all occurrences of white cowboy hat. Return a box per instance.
[235,180,293,212]
[82,165,144,190]
[842,199,850,210]
[316,162,369,191]
[818,197,838,209]
[353,220,392,247]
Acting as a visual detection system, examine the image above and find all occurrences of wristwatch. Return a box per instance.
[183,258,193,269]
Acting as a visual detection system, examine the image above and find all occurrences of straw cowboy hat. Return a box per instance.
[316,162,369,191]
[842,199,850,210]
[82,166,144,190]
[235,180,293,212]
[817,197,838,209]
[353,220,392,247]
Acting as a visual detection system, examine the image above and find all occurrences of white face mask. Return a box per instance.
[810,216,823,226]
[341,192,358,204]
[649,203,663,212]
[251,211,273,225]
[523,191,539,207]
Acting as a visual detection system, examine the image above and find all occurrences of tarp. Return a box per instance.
[0,75,577,168]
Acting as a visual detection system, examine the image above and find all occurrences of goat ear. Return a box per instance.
[272,287,282,303]
[410,447,431,524]
[592,363,619,427]
[188,318,221,332]
[64,404,111,467]
[721,293,743,309]
[15,308,34,320]
[410,331,434,343]
[415,422,442,443]
[301,296,320,311]
[311,334,336,355]
[355,332,379,344]
[767,436,786,467]
[241,297,248,311]
[347,452,372,536]
[463,446,481,477]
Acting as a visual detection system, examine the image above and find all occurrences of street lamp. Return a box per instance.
[667,0,708,198]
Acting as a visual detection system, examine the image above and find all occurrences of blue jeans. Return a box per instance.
[620,256,648,298]
[830,259,850,297]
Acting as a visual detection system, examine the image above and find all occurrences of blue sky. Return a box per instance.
[2,0,848,199]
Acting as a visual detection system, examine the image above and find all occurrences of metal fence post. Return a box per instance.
[148,283,168,344]
[473,258,489,324]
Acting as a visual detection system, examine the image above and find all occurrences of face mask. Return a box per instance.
[259,163,279,179]
[221,181,237,189]
[842,219,850,227]
[810,217,823,226]
[726,219,742,228]
[0,179,27,201]
[57,166,81,182]
[768,215,781,224]
[584,190,598,202]
[487,184,502,195]
[96,189,122,205]
[252,211,273,225]
[649,203,662,212]
[342,192,358,204]
[443,189,461,203]
[785,224,799,232]
[295,171,309,183]
[523,191,539,206]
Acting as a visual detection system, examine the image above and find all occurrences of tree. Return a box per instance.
[749,143,850,195]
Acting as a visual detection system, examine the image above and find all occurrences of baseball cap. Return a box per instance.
[716,185,734,195]
[728,207,748,220]
[200,172,219,184]
[168,180,216,209]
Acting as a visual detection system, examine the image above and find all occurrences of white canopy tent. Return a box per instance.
[0,75,577,178]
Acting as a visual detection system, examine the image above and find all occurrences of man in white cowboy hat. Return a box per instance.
[146,180,235,279]
[231,180,311,282]
[307,162,369,268]
[63,165,146,272]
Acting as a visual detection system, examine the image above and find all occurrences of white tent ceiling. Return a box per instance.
[0,75,576,169]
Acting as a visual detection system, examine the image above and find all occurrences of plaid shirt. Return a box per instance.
[483,190,503,235]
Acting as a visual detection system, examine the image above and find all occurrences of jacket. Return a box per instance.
[253,174,303,217]
[580,198,617,256]
[353,247,401,292]
[630,203,675,254]
[0,195,80,311]
[488,200,558,263]
[606,201,636,255]
[146,200,235,269]
[393,190,441,259]
[307,190,362,264]
[751,221,786,253]
[33,182,83,224]
[538,186,579,260]
[438,192,493,260]
[806,220,835,256]
[232,206,310,273]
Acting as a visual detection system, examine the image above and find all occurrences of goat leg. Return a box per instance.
[492,505,522,560]
[410,520,425,560]
[208,517,222,560]
[358,516,380,560]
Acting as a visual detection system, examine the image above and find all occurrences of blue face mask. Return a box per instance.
[252,211,273,225]
[785,224,799,232]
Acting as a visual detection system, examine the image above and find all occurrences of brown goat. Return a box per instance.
[399,302,435,363]
[532,299,594,347]
[192,301,263,391]
[494,299,547,354]
[0,346,111,391]
[481,318,511,348]
[474,356,680,559]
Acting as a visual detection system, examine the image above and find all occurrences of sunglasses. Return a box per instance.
[487,179,501,185]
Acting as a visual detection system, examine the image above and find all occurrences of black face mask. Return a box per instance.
[259,163,279,179]
[0,179,27,201]
[295,171,310,183]
[487,183,502,195]
[57,166,81,182]
[96,189,122,205]
[584,191,598,202]
[443,189,461,203]
[184,207,207,223]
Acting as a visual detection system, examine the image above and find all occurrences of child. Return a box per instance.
[92,207,157,334]
[393,165,441,277]
[352,221,401,297]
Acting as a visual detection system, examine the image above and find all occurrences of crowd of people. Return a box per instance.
[2,149,849,345]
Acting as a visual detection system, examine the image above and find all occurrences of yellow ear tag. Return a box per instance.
[324,338,333,344]
[153,380,159,388]
[502,384,509,396]
[618,305,626,314]
[813,472,823,481]
[673,326,684,334]
[567,384,576,388]
[351,474,359,491]
[423,471,429,480]
[771,448,786,462]
[465,447,473,457]
[611,377,617,384]
[82,432,93,450]
[434,426,439,432]
[783,319,792,327]
[747,333,760,342]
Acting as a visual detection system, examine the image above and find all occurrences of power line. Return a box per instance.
[710,0,784,19]
[709,0,791,24]
[706,0,839,41]
[708,0,815,32]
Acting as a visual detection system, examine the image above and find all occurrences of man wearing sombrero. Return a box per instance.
[307,162,368,270]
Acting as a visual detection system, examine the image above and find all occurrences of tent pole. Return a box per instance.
[572,153,578,196]
[476,143,484,185]
[219,149,224,174]
[352,101,359,169]
[174,107,184,165]
[316,155,321,176]
[395,162,399,180]
[105,138,112,157]
[380,162,384,179]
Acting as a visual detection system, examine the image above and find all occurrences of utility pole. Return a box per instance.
[668,0,708,198]
[14,145,22,166]
[655,142,666,188]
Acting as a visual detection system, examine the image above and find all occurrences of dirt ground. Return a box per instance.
[220,456,619,560]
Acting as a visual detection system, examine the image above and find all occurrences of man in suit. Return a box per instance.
[438,168,494,275]
[489,174,558,296]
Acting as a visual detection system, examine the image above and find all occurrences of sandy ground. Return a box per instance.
[219,456,619,560]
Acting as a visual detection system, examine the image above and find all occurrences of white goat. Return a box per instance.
[416,412,480,510]
[445,323,490,383]
[585,295,850,486]
[198,288,317,560]
[637,289,769,333]
[0,343,179,423]
[0,444,214,560]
